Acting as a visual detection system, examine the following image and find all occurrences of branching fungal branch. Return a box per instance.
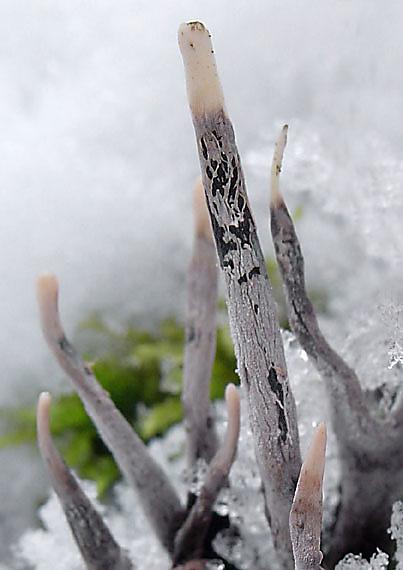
[289,424,326,570]
[37,392,133,570]
[179,21,301,568]
[182,178,219,467]
[36,274,185,553]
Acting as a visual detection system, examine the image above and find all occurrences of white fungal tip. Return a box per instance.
[36,273,63,342]
[270,124,289,207]
[178,21,225,115]
[37,391,52,449]
[224,383,241,453]
[38,391,52,410]
[193,177,213,241]
[37,272,59,307]
[225,383,240,417]
[301,422,327,490]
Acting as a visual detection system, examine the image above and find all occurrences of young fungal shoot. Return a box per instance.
[173,384,240,565]
[289,424,327,570]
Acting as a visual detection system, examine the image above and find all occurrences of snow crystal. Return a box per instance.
[335,551,389,570]
[390,501,403,570]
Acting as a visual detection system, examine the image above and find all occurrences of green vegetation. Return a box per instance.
[0,256,327,496]
[0,314,237,496]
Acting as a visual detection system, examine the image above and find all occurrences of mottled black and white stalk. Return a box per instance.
[179,21,301,569]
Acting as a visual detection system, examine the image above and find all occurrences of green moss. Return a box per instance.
[0,252,327,496]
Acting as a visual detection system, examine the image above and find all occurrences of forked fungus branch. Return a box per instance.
[32,19,403,570]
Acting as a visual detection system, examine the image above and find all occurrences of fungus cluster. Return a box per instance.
[24,21,403,570]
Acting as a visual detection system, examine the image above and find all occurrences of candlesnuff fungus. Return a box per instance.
[179,21,302,570]
[289,423,326,570]
[32,19,403,570]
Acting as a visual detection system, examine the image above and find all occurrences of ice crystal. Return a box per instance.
[335,551,389,570]
[390,501,403,570]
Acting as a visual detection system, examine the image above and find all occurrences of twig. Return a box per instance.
[290,424,326,570]
[174,384,240,564]
[182,178,219,467]
[269,126,381,454]
[37,392,133,570]
[179,22,301,569]
[36,273,185,554]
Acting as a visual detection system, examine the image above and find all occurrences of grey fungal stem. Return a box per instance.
[269,126,381,455]
[37,392,133,570]
[174,384,240,565]
[179,22,301,570]
[269,127,402,563]
[290,424,326,570]
[182,178,219,467]
[36,273,185,554]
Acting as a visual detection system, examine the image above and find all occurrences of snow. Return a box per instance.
[390,502,403,570]
[335,551,389,570]
[3,0,403,564]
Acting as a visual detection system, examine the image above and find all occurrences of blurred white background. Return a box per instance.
[2,0,403,563]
